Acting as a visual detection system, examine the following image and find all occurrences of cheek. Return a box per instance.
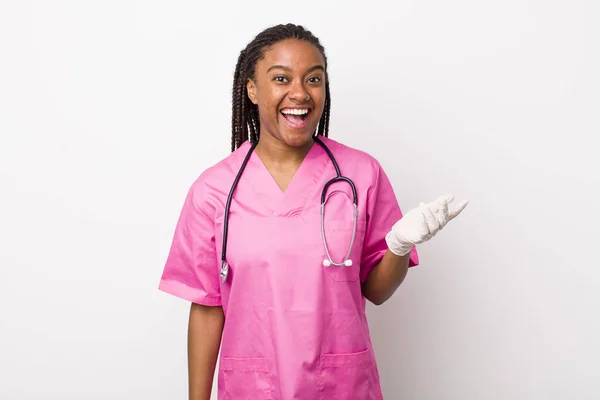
[265,95,288,122]
[258,88,284,112]
[309,86,325,102]
[311,90,326,114]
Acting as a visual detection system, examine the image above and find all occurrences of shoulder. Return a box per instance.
[318,136,395,202]
[186,141,253,207]
[318,136,383,175]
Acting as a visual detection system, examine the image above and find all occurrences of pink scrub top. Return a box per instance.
[159,136,419,399]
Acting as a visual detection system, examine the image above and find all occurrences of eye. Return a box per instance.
[274,76,289,83]
[308,76,322,84]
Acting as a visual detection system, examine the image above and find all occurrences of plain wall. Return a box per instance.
[1,0,598,398]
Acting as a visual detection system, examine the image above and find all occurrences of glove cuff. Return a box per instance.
[385,230,414,257]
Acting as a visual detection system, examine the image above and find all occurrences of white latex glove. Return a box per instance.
[385,194,469,256]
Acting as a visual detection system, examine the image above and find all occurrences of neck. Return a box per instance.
[254,134,314,166]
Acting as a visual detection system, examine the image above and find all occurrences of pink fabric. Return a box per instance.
[159,137,418,399]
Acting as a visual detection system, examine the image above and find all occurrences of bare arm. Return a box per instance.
[187,303,225,400]
[361,249,411,305]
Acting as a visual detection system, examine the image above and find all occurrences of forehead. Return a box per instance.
[257,39,325,72]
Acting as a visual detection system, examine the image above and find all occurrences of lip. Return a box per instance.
[280,107,312,130]
[280,106,313,112]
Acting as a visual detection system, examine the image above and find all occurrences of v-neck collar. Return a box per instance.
[246,138,330,217]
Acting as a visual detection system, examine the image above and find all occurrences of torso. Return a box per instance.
[193,137,395,399]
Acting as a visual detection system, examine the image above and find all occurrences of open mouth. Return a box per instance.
[280,108,311,123]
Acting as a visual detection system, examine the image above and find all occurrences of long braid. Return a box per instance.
[230,24,331,152]
[317,81,331,137]
[231,52,243,151]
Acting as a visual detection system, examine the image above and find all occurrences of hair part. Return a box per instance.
[230,23,331,152]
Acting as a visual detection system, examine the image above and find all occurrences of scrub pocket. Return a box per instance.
[221,357,273,400]
[317,349,372,399]
[320,219,367,282]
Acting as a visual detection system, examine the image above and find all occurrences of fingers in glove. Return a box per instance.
[448,199,469,221]
[427,194,451,229]
[437,195,451,228]
[437,194,454,207]
[419,201,440,235]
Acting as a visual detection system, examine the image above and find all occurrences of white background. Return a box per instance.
[1,0,599,399]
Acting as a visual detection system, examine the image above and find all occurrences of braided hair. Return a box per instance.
[231,23,331,152]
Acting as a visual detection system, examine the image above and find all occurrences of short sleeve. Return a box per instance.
[359,162,419,282]
[158,182,222,306]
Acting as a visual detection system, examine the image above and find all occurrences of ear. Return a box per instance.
[246,79,258,105]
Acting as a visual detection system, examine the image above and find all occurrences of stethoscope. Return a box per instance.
[220,136,358,284]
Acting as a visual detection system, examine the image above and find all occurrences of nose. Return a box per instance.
[288,80,310,102]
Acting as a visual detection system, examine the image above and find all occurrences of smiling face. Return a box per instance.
[246,39,327,149]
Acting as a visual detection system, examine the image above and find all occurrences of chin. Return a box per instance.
[281,131,315,147]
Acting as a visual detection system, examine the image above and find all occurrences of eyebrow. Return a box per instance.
[266,64,325,74]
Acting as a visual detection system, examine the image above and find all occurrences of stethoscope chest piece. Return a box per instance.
[220,261,229,284]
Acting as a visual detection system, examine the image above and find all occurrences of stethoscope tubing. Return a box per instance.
[220,136,357,284]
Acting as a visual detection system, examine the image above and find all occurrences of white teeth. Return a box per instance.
[281,109,309,115]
